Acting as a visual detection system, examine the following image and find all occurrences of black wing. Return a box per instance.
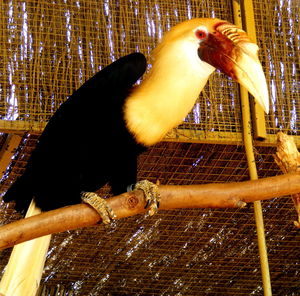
[3,53,147,213]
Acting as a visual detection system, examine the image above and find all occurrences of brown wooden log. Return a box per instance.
[1,172,300,250]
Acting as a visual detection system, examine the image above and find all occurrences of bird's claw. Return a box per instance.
[81,191,116,224]
[134,180,160,216]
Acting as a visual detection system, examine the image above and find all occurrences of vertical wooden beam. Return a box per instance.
[232,1,272,295]
[232,0,267,140]
[0,134,22,179]
[241,0,267,140]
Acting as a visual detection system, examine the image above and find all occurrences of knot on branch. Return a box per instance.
[125,192,140,209]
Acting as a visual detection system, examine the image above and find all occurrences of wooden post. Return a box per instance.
[0,134,22,179]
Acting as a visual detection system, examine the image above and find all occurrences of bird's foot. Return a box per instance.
[134,180,161,216]
[81,192,116,224]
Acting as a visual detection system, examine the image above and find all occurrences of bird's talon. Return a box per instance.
[81,191,116,224]
[144,199,150,209]
[134,180,160,216]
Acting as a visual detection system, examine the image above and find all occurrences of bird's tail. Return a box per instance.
[0,200,52,296]
[2,174,33,214]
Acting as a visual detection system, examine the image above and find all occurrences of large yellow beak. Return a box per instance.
[198,21,269,114]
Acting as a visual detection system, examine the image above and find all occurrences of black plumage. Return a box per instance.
[3,18,269,214]
[3,53,147,213]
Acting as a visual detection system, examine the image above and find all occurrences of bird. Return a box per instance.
[3,18,269,219]
[0,18,269,295]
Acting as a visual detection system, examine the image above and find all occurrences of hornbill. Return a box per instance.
[1,18,269,295]
[3,18,269,220]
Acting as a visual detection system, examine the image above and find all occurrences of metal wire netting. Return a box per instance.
[253,0,300,135]
[1,1,299,143]
[0,136,299,295]
[0,0,240,139]
[0,1,299,140]
[0,0,299,295]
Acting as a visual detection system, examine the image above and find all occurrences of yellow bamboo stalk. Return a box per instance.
[0,201,51,296]
[232,1,272,295]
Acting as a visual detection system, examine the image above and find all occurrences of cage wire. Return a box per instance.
[0,0,299,295]
[253,0,300,136]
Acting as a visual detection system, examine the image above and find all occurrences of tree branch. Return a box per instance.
[1,171,300,250]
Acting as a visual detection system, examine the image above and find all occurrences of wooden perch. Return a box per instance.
[1,171,300,250]
[274,131,300,227]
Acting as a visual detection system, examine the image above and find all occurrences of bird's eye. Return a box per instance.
[195,29,207,40]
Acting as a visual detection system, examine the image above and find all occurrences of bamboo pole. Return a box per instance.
[240,69,273,296]
[1,172,300,250]
[232,1,272,295]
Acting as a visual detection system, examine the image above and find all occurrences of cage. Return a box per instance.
[0,0,299,295]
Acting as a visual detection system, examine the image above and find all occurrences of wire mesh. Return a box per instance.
[253,0,300,136]
[1,139,300,295]
[0,0,299,295]
[0,0,242,141]
[0,1,299,140]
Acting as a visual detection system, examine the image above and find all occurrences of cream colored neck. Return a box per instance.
[124,44,215,146]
